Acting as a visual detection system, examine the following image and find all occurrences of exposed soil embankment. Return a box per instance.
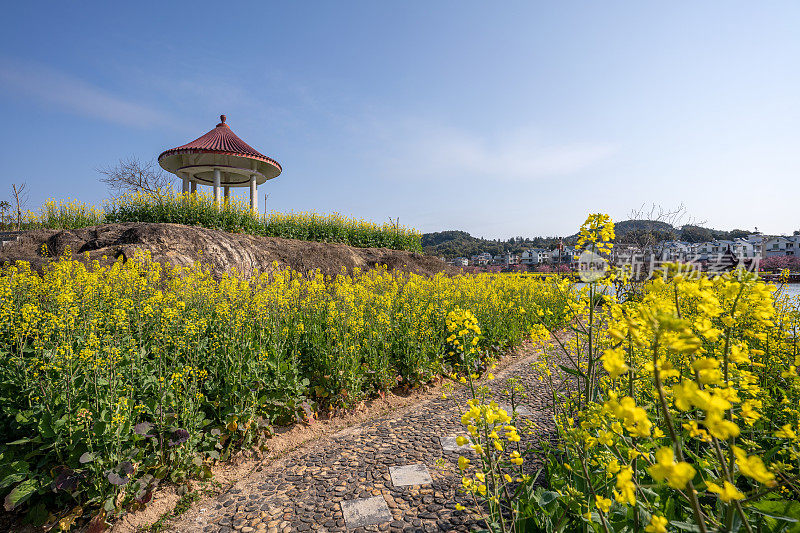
[0,223,454,278]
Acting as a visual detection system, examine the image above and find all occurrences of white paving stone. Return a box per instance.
[498,402,534,417]
[340,496,391,529]
[389,463,433,486]
[440,436,473,453]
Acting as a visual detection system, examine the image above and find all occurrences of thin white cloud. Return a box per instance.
[0,59,169,128]
[361,120,616,182]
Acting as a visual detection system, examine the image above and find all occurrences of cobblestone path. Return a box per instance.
[176,342,565,533]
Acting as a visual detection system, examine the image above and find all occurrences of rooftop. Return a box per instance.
[158,115,281,174]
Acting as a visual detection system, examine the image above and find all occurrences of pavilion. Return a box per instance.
[158,115,281,212]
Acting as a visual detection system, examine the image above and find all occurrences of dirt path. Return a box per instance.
[159,339,567,533]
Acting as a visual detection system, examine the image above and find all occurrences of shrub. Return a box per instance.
[457,214,800,532]
[760,255,800,273]
[0,251,568,523]
[104,191,423,251]
[19,198,104,230]
[13,192,423,252]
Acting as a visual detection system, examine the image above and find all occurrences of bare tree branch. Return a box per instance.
[623,203,706,256]
[628,203,704,231]
[97,157,174,197]
[11,183,29,230]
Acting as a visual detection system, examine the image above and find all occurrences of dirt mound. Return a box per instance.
[0,223,455,278]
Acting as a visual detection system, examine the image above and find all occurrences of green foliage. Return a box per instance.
[105,191,423,252]
[12,193,423,252]
[13,198,104,230]
[679,224,751,243]
[0,252,569,522]
[422,230,563,259]
[148,490,201,532]
[423,220,759,260]
[458,214,800,533]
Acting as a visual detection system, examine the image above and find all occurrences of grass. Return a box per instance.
[14,191,423,252]
[147,490,201,532]
[0,251,569,522]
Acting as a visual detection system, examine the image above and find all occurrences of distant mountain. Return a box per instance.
[614,219,675,235]
[679,225,750,243]
[423,219,756,259]
[612,219,751,243]
[422,231,562,259]
[613,219,678,246]
[565,219,676,243]
[421,230,473,248]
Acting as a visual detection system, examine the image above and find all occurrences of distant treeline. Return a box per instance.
[424,220,765,259]
[422,231,564,259]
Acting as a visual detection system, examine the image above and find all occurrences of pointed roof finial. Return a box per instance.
[159,114,281,175]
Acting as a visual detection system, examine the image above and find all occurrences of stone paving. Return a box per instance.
[177,342,566,533]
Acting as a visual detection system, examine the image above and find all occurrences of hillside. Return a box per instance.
[612,220,750,243]
[0,223,453,278]
[422,231,562,259]
[424,219,755,258]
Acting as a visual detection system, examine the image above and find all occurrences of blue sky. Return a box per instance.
[1,2,798,238]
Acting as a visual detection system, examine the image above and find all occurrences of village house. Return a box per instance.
[551,247,575,264]
[765,236,800,257]
[611,244,639,264]
[660,241,691,261]
[730,238,758,259]
[471,252,493,265]
[689,242,714,261]
[745,234,767,253]
[489,252,520,266]
[520,248,550,265]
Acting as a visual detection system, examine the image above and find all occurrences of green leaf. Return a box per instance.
[25,502,48,527]
[558,364,586,378]
[6,438,32,445]
[535,490,559,506]
[37,414,54,439]
[0,473,28,491]
[153,465,168,480]
[0,460,31,492]
[103,497,116,512]
[79,452,94,464]
[4,479,38,511]
[752,500,800,532]
[670,521,704,532]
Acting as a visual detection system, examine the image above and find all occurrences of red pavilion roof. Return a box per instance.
[158,115,281,172]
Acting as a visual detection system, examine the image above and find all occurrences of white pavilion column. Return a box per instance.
[250,174,258,213]
[181,173,190,194]
[213,168,222,206]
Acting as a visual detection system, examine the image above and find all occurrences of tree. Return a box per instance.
[11,183,28,230]
[0,201,10,229]
[680,225,714,243]
[624,203,700,256]
[98,157,174,197]
[760,255,800,272]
